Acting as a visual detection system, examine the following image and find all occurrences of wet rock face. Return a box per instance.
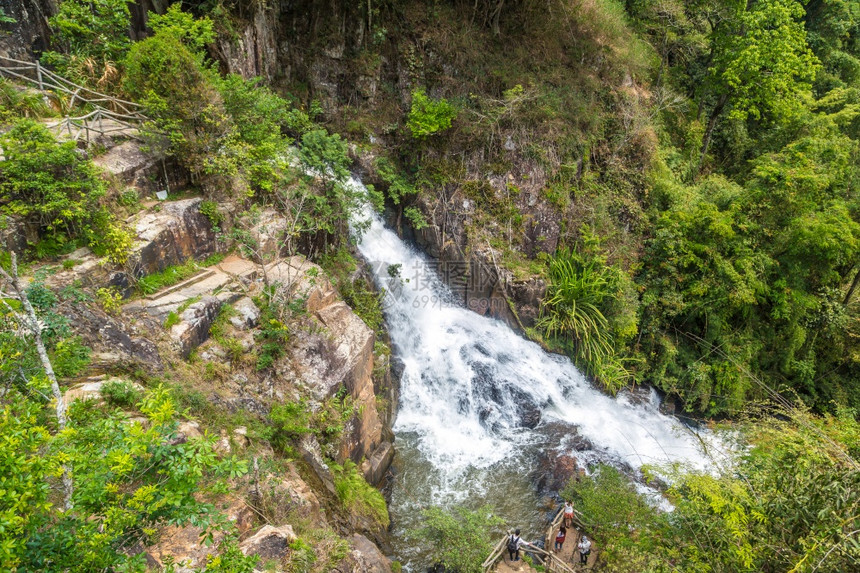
[129,198,218,277]
[533,422,590,495]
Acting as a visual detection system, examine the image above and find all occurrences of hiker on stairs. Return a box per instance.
[507,529,530,562]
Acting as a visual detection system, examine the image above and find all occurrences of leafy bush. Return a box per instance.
[415,506,503,573]
[331,460,389,528]
[269,390,354,454]
[41,0,132,88]
[0,120,113,254]
[50,336,91,378]
[100,379,141,408]
[0,80,52,122]
[0,385,248,571]
[96,286,123,315]
[407,88,457,138]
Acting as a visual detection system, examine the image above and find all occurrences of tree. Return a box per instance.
[416,506,503,573]
[698,0,820,168]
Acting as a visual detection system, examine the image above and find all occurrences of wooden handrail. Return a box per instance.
[482,505,593,573]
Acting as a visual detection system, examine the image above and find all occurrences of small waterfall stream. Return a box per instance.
[351,181,716,570]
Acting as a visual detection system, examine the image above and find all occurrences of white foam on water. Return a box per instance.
[351,187,715,483]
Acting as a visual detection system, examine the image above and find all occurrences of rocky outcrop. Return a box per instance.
[0,0,54,58]
[268,259,385,470]
[347,534,394,573]
[216,9,279,83]
[239,524,296,562]
[145,496,256,570]
[58,302,162,373]
[170,296,223,358]
[92,140,187,193]
[129,198,218,277]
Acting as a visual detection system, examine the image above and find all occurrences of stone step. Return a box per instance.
[146,269,216,300]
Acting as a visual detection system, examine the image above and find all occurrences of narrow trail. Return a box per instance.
[485,507,598,573]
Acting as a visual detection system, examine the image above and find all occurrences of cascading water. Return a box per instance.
[350,180,718,570]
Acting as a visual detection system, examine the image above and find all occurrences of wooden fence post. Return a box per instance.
[36,61,44,90]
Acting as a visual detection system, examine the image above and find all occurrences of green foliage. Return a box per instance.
[148,3,215,52]
[269,389,355,454]
[0,400,59,572]
[199,200,224,227]
[562,465,660,568]
[537,245,635,393]
[320,248,385,332]
[0,385,247,572]
[136,258,205,296]
[254,306,289,371]
[655,410,860,572]
[49,336,91,378]
[331,460,389,528]
[100,379,141,408]
[415,506,503,573]
[0,120,116,255]
[0,80,52,123]
[42,0,132,87]
[96,286,123,315]
[716,0,820,123]
[407,88,457,138]
[123,25,229,187]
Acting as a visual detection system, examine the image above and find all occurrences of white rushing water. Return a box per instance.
[350,179,719,568]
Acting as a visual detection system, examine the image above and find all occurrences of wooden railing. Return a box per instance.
[0,55,143,116]
[544,505,588,549]
[44,108,144,143]
[0,55,149,142]
[481,505,591,573]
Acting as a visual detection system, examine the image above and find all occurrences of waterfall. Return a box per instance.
[350,180,718,569]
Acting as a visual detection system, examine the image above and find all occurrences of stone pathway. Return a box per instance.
[125,255,260,319]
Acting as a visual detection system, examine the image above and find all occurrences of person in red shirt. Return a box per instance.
[554,526,567,552]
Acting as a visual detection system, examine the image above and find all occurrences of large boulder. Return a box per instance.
[129,198,217,277]
[345,534,394,573]
[170,296,223,357]
[58,302,162,373]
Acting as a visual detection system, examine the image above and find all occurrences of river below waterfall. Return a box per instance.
[351,181,717,571]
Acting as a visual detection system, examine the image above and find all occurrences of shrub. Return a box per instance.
[100,379,142,408]
[331,460,389,528]
[50,336,91,378]
[96,286,123,315]
[407,88,457,138]
[415,506,503,573]
[0,120,111,252]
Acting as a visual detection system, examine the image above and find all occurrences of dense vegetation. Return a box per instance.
[3,0,860,570]
[563,409,860,572]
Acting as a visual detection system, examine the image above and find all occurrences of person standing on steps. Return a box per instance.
[554,525,567,552]
[507,528,527,562]
[563,500,575,528]
[577,535,591,566]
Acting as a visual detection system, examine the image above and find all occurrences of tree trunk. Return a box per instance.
[697,92,728,177]
[843,266,860,306]
[0,253,73,510]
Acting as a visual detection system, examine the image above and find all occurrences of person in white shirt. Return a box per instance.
[577,535,592,565]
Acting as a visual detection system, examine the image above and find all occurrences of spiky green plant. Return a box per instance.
[536,251,614,361]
